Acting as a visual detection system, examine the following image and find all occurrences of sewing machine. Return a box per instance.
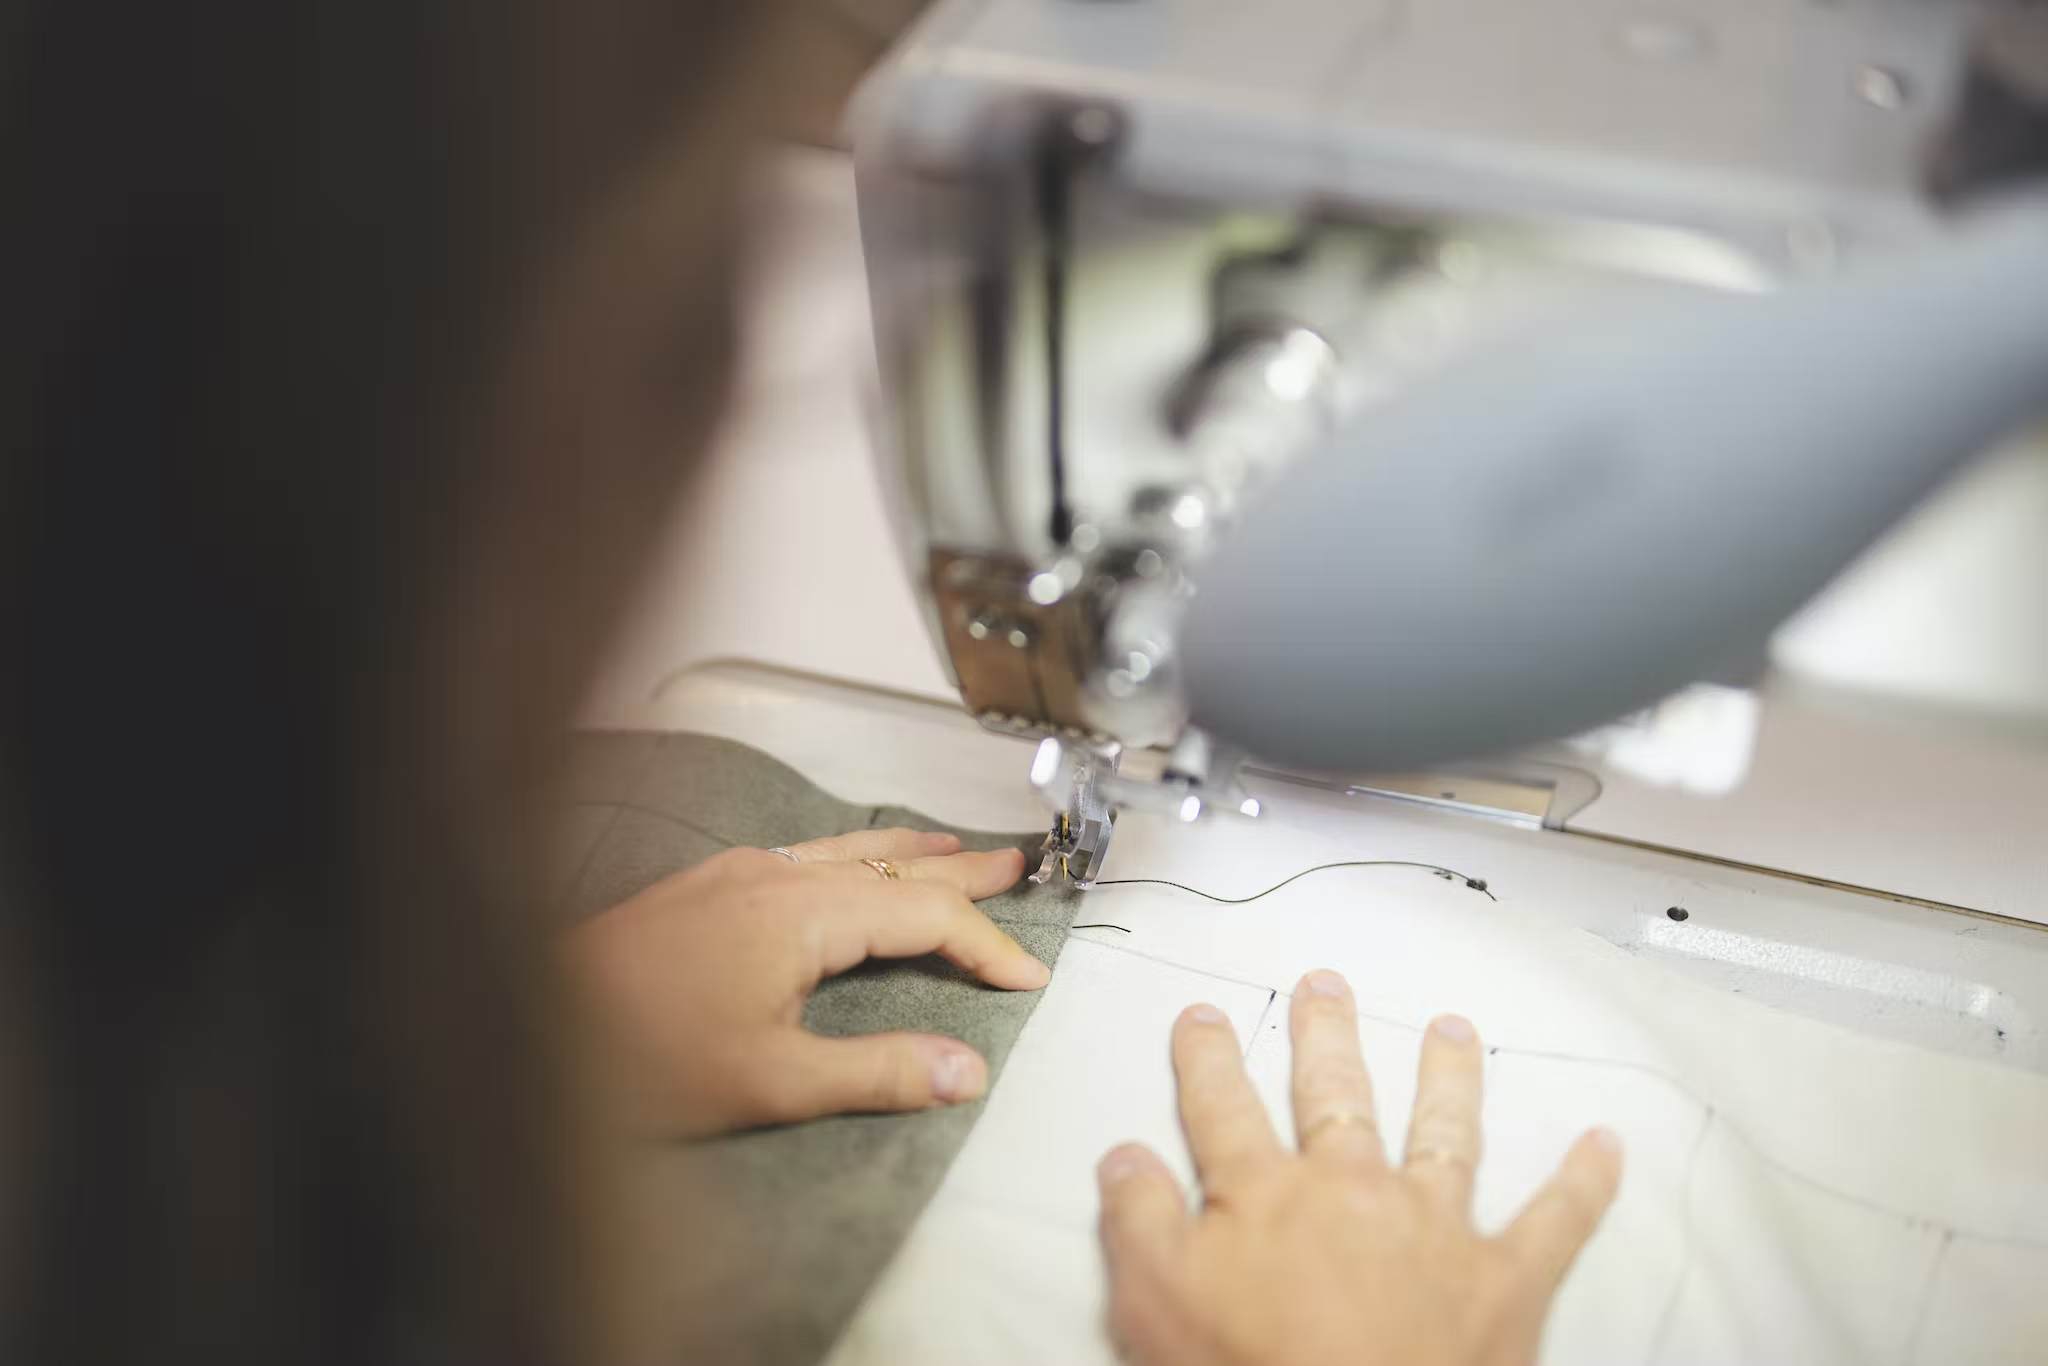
[846,0,2048,889]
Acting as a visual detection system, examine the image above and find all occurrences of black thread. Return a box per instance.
[1069,923,1132,933]
[1092,860,1499,903]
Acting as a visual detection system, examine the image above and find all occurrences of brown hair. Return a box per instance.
[3,4,787,1360]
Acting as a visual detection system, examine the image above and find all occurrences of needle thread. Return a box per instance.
[1093,861,1498,903]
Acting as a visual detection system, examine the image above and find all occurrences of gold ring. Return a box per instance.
[860,857,900,881]
[1404,1145,1473,1170]
[1299,1110,1378,1149]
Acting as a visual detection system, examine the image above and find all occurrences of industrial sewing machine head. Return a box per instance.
[847,0,2048,887]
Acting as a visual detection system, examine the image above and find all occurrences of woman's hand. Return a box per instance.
[1098,970,1621,1366]
[568,828,1046,1138]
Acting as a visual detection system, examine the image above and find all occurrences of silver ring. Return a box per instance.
[767,847,800,864]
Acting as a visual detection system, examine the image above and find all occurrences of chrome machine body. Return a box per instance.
[847,0,2048,885]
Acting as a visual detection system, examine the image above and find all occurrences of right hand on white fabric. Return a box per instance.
[568,828,1046,1138]
[1097,969,1622,1366]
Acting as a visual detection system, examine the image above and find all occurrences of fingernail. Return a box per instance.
[1099,1147,1149,1185]
[1019,955,1052,989]
[1431,1014,1476,1043]
[930,1048,986,1103]
[1589,1126,1624,1156]
[920,832,963,854]
[1303,969,1347,998]
[1186,1003,1227,1025]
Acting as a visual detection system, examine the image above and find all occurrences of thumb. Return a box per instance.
[755,1031,990,1123]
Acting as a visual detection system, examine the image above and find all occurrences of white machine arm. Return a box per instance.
[1183,200,2048,773]
[850,0,2048,885]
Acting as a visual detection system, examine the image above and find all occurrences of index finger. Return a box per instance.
[780,828,963,864]
[812,846,1026,901]
[807,879,1052,992]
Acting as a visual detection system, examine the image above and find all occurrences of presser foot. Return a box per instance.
[1026,735,1120,887]
[1030,804,1117,888]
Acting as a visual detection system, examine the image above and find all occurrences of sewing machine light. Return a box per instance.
[1264,329,1334,401]
[1178,794,1203,822]
[1239,796,1262,818]
[1026,572,1065,605]
[1029,735,1063,789]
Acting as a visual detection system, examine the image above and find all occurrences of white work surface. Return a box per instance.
[591,147,2048,926]
[653,666,2048,1366]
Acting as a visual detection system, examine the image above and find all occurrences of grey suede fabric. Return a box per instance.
[560,731,1078,1366]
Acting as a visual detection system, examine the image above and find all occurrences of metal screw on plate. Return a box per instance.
[1006,626,1033,649]
[1069,105,1120,147]
[967,613,999,642]
[1436,240,1485,284]
[1667,906,1691,922]
[1616,14,1709,62]
[1787,219,1837,270]
[1852,64,1908,110]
